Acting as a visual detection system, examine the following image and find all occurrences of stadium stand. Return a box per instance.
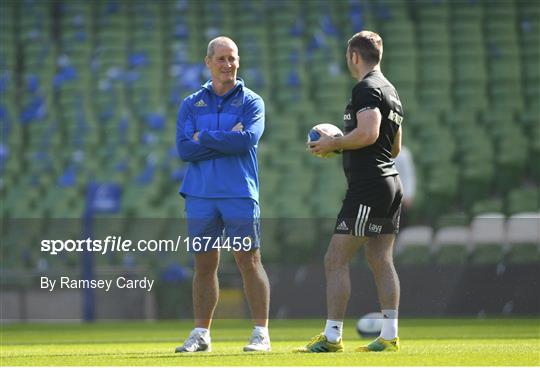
[1,0,539,271]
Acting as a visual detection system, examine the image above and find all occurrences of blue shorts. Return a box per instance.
[185,196,261,252]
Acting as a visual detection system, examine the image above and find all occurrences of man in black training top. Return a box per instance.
[297,30,404,353]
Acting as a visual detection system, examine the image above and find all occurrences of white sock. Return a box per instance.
[324,319,343,343]
[193,327,209,337]
[254,325,269,337]
[380,309,398,340]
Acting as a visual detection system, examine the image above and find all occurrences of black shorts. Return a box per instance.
[334,175,403,237]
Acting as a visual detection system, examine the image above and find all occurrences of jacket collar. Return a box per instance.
[202,78,244,98]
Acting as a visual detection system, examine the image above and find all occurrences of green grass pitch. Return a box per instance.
[1,318,539,366]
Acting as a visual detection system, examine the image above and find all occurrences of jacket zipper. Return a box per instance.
[212,83,240,130]
[217,102,221,129]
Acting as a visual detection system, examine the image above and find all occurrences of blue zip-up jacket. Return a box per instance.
[176,79,264,202]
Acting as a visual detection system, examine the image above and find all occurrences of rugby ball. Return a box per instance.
[356,312,383,337]
[307,123,344,158]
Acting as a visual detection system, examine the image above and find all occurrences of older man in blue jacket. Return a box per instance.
[175,36,270,353]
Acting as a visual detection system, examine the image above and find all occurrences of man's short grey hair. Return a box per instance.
[206,36,238,58]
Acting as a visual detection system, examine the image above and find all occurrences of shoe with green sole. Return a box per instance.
[356,337,400,352]
[294,333,344,353]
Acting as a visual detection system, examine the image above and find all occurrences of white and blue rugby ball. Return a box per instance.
[307,123,344,158]
[356,312,383,337]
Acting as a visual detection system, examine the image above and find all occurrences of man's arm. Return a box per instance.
[309,108,381,155]
[176,101,225,163]
[197,97,264,154]
[391,125,402,158]
[334,108,381,150]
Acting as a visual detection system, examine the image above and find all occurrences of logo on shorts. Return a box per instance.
[368,223,382,234]
[336,221,349,231]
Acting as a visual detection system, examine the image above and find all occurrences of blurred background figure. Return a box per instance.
[394,145,416,227]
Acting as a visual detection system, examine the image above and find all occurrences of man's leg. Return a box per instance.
[176,249,219,353]
[324,234,367,344]
[234,249,270,327]
[234,248,271,351]
[355,233,400,352]
[325,234,368,321]
[193,250,220,329]
[220,198,269,327]
[294,234,366,352]
[364,234,400,311]
[177,196,221,353]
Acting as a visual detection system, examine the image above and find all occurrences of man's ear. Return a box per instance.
[352,50,359,65]
[204,56,210,67]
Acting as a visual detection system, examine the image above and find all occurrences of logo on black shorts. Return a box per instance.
[336,221,349,231]
[368,223,382,234]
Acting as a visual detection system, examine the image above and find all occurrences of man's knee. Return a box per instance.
[366,253,390,271]
[195,265,219,278]
[195,252,220,276]
[324,235,365,272]
[324,247,348,272]
[235,250,262,274]
[365,247,394,272]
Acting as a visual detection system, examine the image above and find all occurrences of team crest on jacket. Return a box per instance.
[231,98,243,107]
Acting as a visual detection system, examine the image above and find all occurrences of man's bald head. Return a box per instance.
[207,36,239,59]
[204,36,240,94]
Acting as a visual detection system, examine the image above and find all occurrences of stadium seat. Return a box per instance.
[451,0,483,20]
[433,226,470,265]
[395,226,433,265]
[436,212,469,228]
[418,85,452,112]
[417,22,450,49]
[529,121,540,179]
[406,110,439,134]
[490,83,524,112]
[418,0,451,16]
[506,187,540,215]
[419,50,452,85]
[495,134,529,191]
[488,57,521,88]
[469,213,507,265]
[456,136,495,207]
[423,163,459,218]
[471,198,503,217]
[505,212,540,264]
